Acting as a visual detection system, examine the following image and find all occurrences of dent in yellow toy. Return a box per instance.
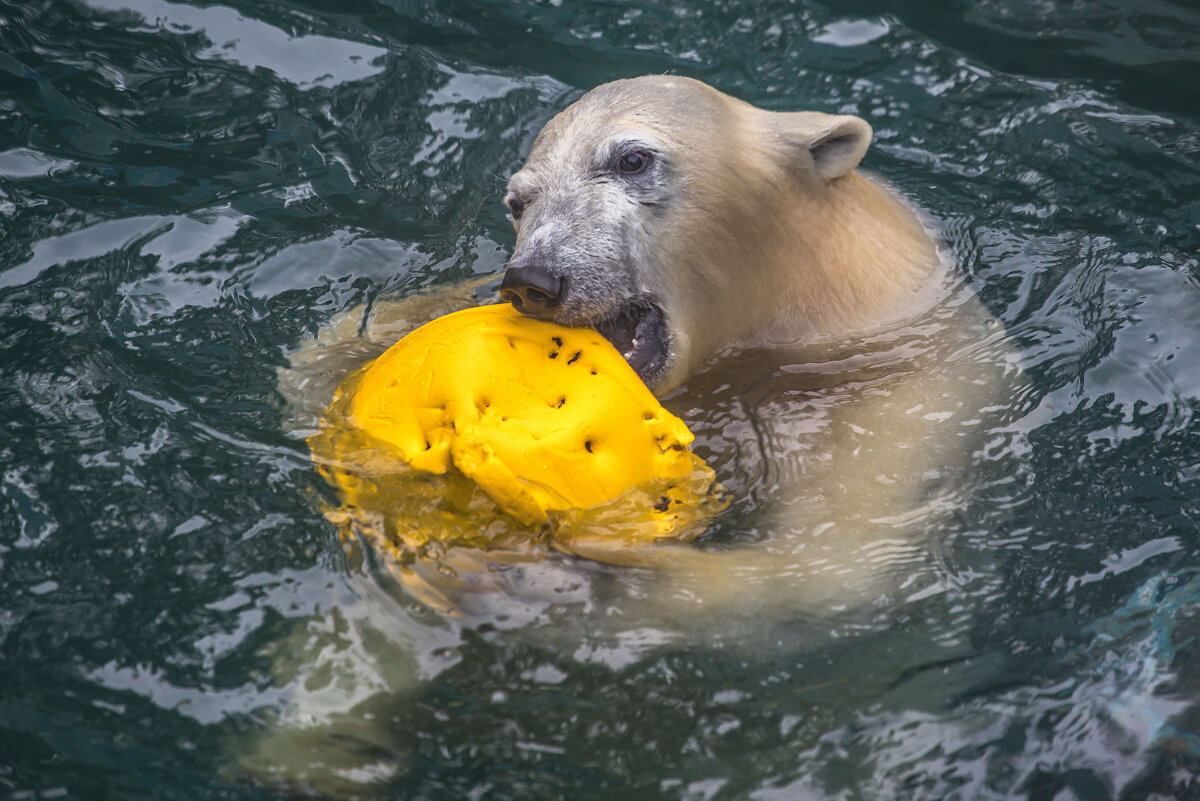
[309,304,724,570]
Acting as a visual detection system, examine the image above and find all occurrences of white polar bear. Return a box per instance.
[283,75,1011,610]
[252,76,1019,794]
[498,76,938,394]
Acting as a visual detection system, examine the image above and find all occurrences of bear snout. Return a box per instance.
[499,260,567,317]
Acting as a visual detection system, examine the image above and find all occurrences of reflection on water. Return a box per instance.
[2,0,1200,799]
[86,0,389,87]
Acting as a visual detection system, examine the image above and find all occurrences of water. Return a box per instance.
[2,0,1200,798]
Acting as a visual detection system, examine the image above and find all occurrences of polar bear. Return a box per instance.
[252,76,1016,793]
[282,75,1006,609]
[480,75,1007,608]
[498,76,937,394]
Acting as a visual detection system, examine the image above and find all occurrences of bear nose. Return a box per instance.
[499,263,565,316]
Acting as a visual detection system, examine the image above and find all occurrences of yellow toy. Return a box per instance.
[309,304,723,566]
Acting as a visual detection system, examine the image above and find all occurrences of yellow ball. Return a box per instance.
[309,304,722,555]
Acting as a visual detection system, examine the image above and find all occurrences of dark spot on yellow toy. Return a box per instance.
[567,351,582,365]
[654,496,671,512]
[549,350,559,359]
[552,336,563,347]
[552,396,566,408]
[584,439,594,453]
[656,437,683,454]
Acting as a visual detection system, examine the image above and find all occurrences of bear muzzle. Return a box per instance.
[500,258,671,390]
[499,260,565,316]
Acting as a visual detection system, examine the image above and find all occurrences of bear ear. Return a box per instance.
[771,111,873,182]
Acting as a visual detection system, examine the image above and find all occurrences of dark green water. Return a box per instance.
[3,1,1200,799]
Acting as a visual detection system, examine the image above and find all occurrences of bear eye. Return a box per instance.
[615,150,652,176]
[505,194,526,222]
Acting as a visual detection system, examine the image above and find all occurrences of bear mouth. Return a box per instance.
[592,301,669,387]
